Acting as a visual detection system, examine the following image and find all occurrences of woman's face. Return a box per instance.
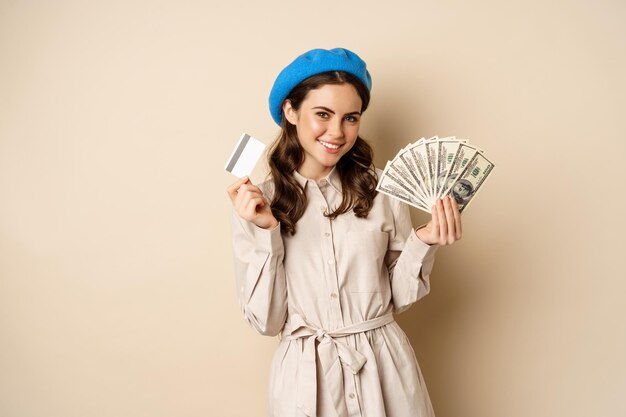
[283,83,362,180]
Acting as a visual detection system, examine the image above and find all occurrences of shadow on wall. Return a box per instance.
[396,244,477,414]
[364,84,501,411]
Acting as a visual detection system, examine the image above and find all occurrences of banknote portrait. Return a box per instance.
[451,179,473,205]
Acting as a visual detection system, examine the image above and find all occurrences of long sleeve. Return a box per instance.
[385,198,439,314]
[231,210,288,336]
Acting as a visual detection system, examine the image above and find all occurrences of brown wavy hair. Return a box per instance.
[267,71,378,236]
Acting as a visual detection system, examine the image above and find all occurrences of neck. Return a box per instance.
[298,163,333,181]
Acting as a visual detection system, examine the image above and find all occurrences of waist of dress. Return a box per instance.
[280,312,395,417]
[281,312,395,342]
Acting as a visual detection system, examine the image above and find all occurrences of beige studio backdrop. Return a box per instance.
[1,0,625,416]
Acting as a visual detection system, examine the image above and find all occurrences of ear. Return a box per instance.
[282,100,298,125]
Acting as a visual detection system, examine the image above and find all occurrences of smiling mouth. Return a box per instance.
[318,140,342,150]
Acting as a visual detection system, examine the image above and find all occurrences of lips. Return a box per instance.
[318,140,342,150]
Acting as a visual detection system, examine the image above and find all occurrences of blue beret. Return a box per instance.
[268,48,372,125]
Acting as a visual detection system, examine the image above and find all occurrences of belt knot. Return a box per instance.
[315,328,327,341]
[281,312,395,417]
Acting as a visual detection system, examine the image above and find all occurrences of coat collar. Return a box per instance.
[293,167,342,193]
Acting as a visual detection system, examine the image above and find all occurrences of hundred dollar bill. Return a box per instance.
[408,142,434,206]
[442,152,495,212]
[425,138,439,202]
[395,137,430,201]
[378,136,494,215]
[391,149,430,202]
[377,163,429,210]
[439,142,479,200]
[386,156,413,188]
[376,175,429,211]
[435,137,465,199]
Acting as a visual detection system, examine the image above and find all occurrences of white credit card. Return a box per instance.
[224,133,266,178]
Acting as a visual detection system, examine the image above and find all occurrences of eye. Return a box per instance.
[344,115,359,123]
[316,112,329,119]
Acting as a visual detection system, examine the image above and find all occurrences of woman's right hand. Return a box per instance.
[227,177,279,230]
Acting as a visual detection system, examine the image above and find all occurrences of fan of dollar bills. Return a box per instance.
[376,136,495,214]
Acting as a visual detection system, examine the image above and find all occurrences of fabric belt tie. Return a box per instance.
[282,312,395,417]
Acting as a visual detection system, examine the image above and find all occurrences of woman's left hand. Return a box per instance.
[415,195,462,246]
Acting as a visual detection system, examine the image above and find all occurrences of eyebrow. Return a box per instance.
[312,106,361,116]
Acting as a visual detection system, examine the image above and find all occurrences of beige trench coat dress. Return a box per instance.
[231,168,439,417]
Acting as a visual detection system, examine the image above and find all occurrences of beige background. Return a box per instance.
[1,0,625,416]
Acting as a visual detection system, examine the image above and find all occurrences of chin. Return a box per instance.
[319,155,343,167]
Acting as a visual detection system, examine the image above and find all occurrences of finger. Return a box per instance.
[227,176,251,201]
[450,196,462,240]
[243,196,265,219]
[431,203,440,237]
[235,184,265,206]
[234,185,263,207]
[443,196,456,244]
[238,183,263,196]
[436,198,447,245]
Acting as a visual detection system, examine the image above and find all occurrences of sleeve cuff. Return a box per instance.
[232,211,283,253]
[253,221,282,252]
[404,228,439,261]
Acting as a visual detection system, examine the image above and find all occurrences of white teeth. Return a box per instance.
[319,140,340,149]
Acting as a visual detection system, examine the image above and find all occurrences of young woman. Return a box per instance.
[227,48,461,417]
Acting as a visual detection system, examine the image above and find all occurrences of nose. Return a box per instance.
[326,119,343,140]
